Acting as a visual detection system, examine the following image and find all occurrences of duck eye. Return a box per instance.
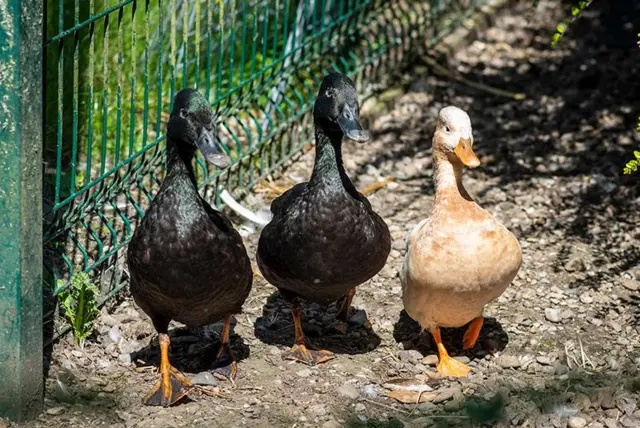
[444,125,451,133]
[179,109,188,119]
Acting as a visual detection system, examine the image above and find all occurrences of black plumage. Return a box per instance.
[257,73,391,365]
[127,88,252,406]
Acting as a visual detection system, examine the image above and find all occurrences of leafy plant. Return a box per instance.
[551,0,594,47]
[57,272,100,347]
[624,150,640,175]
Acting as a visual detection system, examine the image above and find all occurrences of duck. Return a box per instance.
[400,106,522,378]
[257,73,391,366]
[127,88,253,406]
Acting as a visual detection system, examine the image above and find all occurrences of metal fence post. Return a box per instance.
[0,0,44,421]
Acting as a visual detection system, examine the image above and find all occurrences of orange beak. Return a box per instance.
[454,137,480,168]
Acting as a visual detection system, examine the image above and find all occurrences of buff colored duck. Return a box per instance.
[400,106,522,377]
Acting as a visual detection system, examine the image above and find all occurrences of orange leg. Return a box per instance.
[462,317,484,350]
[336,287,356,322]
[430,327,471,378]
[283,298,335,366]
[212,315,238,381]
[143,333,192,407]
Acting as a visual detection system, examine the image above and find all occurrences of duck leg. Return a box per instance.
[336,287,356,322]
[212,315,238,381]
[283,297,335,365]
[462,317,484,350]
[143,333,192,406]
[430,327,471,378]
[332,288,356,334]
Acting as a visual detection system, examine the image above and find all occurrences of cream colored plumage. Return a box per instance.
[401,106,522,377]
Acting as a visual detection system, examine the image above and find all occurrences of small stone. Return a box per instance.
[108,325,122,344]
[46,407,66,416]
[310,404,327,416]
[536,356,553,365]
[579,293,593,304]
[564,257,585,272]
[0,419,10,428]
[103,383,117,393]
[321,420,341,428]
[545,308,562,323]
[398,350,423,364]
[421,355,439,366]
[497,355,521,369]
[191,372,219,386]
[362,384,378,398]
[433,388,457,403]
[568,416,587,428]
[622,280,640,291]
[454,356,470,364]
[349,309,368,327]
[118,353,132,365]
[418,401,438,413]
[337,384,359,400]
[354,403,366,412]
[296,368,312,378]
[621,417,640,428]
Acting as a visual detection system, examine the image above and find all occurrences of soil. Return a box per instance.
[9,0,640,427]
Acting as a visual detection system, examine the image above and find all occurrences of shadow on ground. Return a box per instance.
[254,291,382,356]
[392,310,508,360]
[130,321,251,375]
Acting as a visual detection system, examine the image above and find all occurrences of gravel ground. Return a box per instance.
[9,1,640,427]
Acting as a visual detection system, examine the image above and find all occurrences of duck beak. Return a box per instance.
[196,128,230,169]
[454,137,480,168]
[337,104,370,143]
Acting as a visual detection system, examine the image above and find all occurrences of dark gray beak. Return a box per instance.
[196,128,230,169]
[337,104,370,143]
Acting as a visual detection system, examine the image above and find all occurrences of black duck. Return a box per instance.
[257,73,391,365]
[127,89,252,406]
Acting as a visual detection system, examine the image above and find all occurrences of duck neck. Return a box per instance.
[166,138,198,188]
[310,123,358,195]
[433,147,472,203]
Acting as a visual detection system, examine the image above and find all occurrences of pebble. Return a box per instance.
[46,407,66,416]
[296,369,312,378]
[349,310,368,327]
[564,257,585,272]
[354,403,366,412]
[191,372,219,386]
[321,420,341,428]
[0,420,9,428]
[337,384,359,400]
[398,350,423,364]
[568,416,587,428]
[362,384,378,398]
[421,355,439,366]
[433,388,458,403]
[497,355,521,369]
[310,404,327,416]
[118,353,132,365]
[536,356,554,365]
[545,308,563,323]
[622,279,640,291]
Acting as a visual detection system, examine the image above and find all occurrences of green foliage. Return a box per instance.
[551,0,593,47]
[623,150,640,175]
[57,272,100,347]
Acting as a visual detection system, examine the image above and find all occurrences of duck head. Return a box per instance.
[433,106,480,168]
[313,73,370,143]
[167,88,230,168]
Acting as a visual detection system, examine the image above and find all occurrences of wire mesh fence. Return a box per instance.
[42,0,486,341]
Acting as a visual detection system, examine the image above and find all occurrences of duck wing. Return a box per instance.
[270,182,308,216]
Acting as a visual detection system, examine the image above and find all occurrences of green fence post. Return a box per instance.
[0,0,44,421]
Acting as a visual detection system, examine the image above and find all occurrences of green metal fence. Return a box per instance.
[2,0,485,420]
[43,0,485,334]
